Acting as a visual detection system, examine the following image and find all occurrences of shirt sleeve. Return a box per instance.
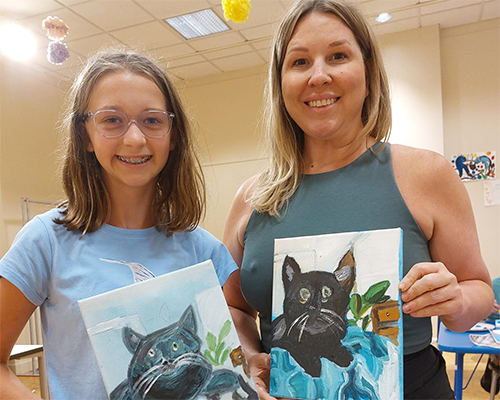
[195,228,238,287]
[0,216,53,306]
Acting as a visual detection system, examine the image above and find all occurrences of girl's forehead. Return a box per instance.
[88,71,168,109]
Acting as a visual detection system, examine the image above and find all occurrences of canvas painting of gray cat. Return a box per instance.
[270,229,403,400]
[78,260,256,400]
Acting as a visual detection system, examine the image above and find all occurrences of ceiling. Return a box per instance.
[0,0,499,86]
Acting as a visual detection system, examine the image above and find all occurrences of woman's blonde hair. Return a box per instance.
[56,48,205,235]
[251,0,391,216]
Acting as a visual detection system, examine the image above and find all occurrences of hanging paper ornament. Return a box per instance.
[41,16,70,65]
[47,41,69,65]
[42,16,69,41]
[221,0,251,23]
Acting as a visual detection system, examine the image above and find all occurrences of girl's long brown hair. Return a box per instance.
[56,49,205,235]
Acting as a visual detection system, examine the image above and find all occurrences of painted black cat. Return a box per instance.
[272,250,356,377]
[110,305,257,400]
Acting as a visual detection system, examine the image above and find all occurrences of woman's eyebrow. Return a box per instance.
[286,39,351,55]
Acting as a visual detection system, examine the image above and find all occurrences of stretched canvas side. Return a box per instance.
[270,228,403,400]
[78,260,256,400]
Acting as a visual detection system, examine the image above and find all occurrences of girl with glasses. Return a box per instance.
[0,49,237,399]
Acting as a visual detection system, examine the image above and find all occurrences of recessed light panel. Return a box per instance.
[375,13,392,23]
[0,23,36,61]
[166,9,229,40]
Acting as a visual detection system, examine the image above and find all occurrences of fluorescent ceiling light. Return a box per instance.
[165,9,229,40]
[375,13,392,23]
[0,23,36,61]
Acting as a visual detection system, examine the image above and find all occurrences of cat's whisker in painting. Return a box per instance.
[173,352,200,366]
[132,364,163,394]
[141,370,163,399]
[298,315,309,342]
[287,312,309,336]
[319,309,345,333]
[319,308,341,319]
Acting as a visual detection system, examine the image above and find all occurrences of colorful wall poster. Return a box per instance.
[270,229,403,400]
[78,260,256,400]
[451,151,496,181]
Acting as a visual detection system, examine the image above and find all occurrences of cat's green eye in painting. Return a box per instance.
[299,288,311,303]
[172,342,179,352]
[321,285,332,301]
[148,348,155,358]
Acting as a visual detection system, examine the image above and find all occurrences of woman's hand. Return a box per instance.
[398,261,463,319]
[492,300,500,315]
[248,352,275,400]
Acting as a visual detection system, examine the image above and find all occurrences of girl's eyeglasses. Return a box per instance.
[83,109,175,138]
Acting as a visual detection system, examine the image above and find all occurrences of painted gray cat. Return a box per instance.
[110,305,257,400]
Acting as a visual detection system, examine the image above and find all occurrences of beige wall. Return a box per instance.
[0,66,3,254]
[381,24,444,153]
[181,66,269,238]
[0,61,65,257]
[0,19,499,282]
[441,19,500,278]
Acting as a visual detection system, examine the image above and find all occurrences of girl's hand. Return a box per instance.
[398,262,463,319]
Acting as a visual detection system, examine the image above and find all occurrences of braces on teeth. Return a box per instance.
[118,156,151,164]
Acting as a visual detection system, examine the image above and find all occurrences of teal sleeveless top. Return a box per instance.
[241,143,432,355]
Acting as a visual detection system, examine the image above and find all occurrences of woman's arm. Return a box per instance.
[0,278,40,399]
[223,176,277,400]
[392,145,493,332]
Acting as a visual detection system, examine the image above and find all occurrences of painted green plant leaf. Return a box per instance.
[204,349,217,365]
[349,280,392,329]
[349,293,362,318]
[362,315,371,331]
[363,280,390,304]
[215,341,226,362]
[221,348,231,364]
[206,332,217,352]
[219,320,232,342]
[205,320,233,366]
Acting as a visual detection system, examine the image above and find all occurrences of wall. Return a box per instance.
[381,24,444,153]
[0,60,65,257]
[441,19,500,278]
[181,66,269,238]
[0,64,4,254]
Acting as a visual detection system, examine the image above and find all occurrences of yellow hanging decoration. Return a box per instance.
[221,0,251,23]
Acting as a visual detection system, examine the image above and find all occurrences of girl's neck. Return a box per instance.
[106,185,157,230]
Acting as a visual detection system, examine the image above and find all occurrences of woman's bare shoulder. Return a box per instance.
[223,174,261,260]
[234,174,260,203]
[391,144,455,183]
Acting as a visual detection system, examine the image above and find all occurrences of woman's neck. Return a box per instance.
[302,136,375,174]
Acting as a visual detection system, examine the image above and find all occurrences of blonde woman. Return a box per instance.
[223,1,493,399]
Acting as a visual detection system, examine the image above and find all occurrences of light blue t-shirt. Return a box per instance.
[0,208,237,400]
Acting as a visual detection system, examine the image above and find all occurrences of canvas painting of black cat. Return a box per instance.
[270,229,403,400]
[78,260,257,400]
